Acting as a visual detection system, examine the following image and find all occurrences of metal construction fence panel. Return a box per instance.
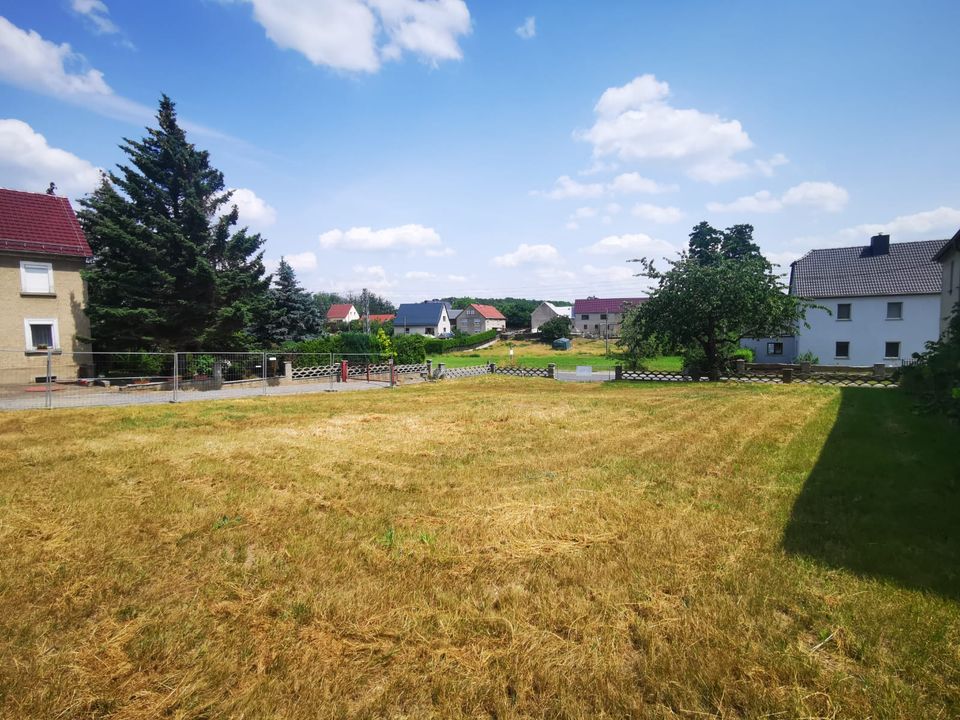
[0,349,430,410]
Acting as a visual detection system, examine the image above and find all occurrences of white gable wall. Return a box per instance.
[797,294,940,365]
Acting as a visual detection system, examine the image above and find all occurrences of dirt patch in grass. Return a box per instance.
[0,378,957,718]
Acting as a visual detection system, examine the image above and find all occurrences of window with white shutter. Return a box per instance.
[20,261,54,294]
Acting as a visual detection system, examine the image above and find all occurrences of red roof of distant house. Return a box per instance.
[572,297,646,314]
[470,303,506,320]
[326,303,356,320]
[365,313,395,323]
[0,188,92,258]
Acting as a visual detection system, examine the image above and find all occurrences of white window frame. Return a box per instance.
[884,341,901,360]
[19,261,55,295]
[23,318,60,351]
[835,341,850,359]
[886,301,903,321]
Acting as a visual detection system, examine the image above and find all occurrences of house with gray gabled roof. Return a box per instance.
[392,301,451,337]
[789,233,946,365]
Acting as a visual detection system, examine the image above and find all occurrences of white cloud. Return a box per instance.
[755,153,788,177]
[608,171,675,195]
[0,16,149,122]
[572,206,597,219]
[838,207,960,241]
[318,223,444,251]
[492,243,561,267]
[284,251,318,271]
[580,73,755,183]
[533,175,605,200]
[630,202,683,224]
[579,159,618,176]
[515,16,535,39]
[583,233,676,257]
[708,181,849,214]
[447,273,467,282]
[781,181,849,212]
[327,263,396,292]
[71,0,120,34]
[582,264,637,282]
[605,202,622,215]
[594,74,670,118]
[404,270,434,279]
[535,172,674,200]
[0,119,101,198]
[425,246,455,257]
[236,0,471,73]
[707,189,783,214]
[227,187,277,227]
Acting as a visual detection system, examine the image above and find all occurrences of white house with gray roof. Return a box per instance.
[790,234,946,366]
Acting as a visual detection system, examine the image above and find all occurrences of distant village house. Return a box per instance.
[571,297,645,337]
[392,301,451,336]
[530,302,573,332]
[456,303,506,334]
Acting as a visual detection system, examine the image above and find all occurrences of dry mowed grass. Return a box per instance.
[0,378,957,718]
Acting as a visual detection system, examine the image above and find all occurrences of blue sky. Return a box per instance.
[1,0,959,303]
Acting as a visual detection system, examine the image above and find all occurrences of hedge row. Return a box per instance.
[423,329,498,354]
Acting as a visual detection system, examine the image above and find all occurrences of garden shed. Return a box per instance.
[552,337,572,350]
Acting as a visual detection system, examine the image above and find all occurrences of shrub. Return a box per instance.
[732,347,754,363]
[424,329,497,354]
[796,350,820,364]
[393,334,426,364]
[539,316,573,344]
[899,303,960,417]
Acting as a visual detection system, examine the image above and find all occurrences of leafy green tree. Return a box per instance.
[624,222,807,380]
[344,290,396,315]
[539,316,573,343]
[313,291,345,319]
[79,96,269,351]
[899,299,960,416]
[261,258,321,344]
[393,334,426,364]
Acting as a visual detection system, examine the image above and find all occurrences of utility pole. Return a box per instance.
[363,287,370,334]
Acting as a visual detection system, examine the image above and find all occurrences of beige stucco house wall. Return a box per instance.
[0,254,91,382]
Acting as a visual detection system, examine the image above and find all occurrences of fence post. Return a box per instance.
[547,363,556,379]
[489,362,496,374]
[390,358,396,387]
[782,367,793,384]
[340,360,348,383]
[872,363,886,380]
[426,359,433,379]
[45,347,53,409]
[437,362,445,379]
[734,358,746,375]
[172,352,179,403]
[262,352,268,395]
[284,360,293,383]
[615,364,623,381]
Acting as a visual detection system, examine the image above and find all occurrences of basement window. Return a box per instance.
[885,341,901,359]
[835,341,850,359]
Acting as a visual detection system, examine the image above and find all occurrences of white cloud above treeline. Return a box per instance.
[534,172,675,200]
[232,0,472,73]
[225,187,277,227]
[582,233,676,257]
[71,0,120,35]
[318,223,446,252]
[492,243,561,267]
[0,119,101,197]
[708,181,849,214]
[579,73,768,183]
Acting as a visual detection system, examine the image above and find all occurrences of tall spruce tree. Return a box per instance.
[264,258,322,344]
[79,96,270,351]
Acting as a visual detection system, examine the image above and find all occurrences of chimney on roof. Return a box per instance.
[870,233,890,256]
[46,182,56,195]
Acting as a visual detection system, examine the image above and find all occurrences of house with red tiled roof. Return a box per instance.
[571,297,645,337]
[0,188,93,378]
[456,303,506,335]
[363,313,395,325]
[325,303,359,325]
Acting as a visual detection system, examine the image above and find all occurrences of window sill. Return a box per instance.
[835,318,851,322]
[834,357,850,360]
[885,318,903,321]
[21,292,57,298]
[25,349,62,356]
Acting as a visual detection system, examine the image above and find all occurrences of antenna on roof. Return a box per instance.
[46,182,56,195]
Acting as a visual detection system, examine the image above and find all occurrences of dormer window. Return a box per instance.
[20,261,54,295]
